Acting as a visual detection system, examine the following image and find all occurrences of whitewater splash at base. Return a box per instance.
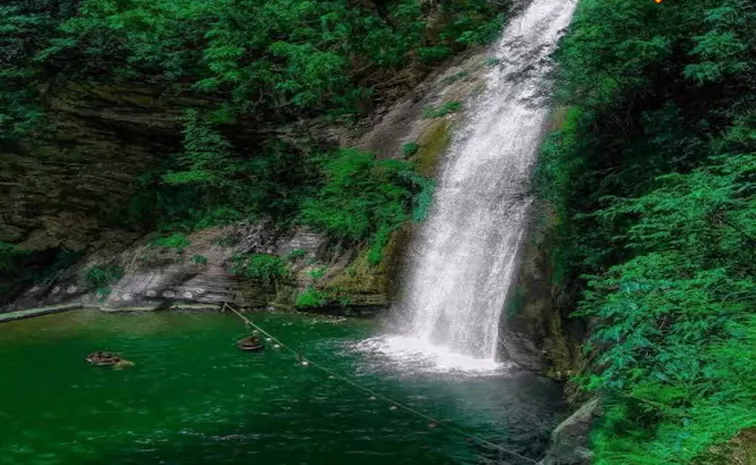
[355,335,513,374]
[363,0,577,373]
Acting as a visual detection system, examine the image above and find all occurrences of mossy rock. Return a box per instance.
[236,280,278,308]
[323,249,388,307]
[304,228,410,309]
[411,118,452,178]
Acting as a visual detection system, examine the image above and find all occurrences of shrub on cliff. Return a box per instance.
[300,148,430,263]
[84,264,125,297]
[230,254,289,289]
[540,0,756,462]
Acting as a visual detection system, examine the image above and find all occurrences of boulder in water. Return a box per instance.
[86,351,122,366]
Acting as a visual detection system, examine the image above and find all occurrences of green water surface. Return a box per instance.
[0,310,561,465]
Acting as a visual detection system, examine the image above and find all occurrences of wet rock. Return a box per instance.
[354,50,490,161]
[499,194,586,374]
[540,397,601,465]
[0,82,195,251]
[99,227,238,310]
[62,222,388,312]
[3,47,496,314]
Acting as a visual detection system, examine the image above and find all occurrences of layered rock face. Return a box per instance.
[10,221,393,314]
[0,82,191,252]
[2,46,498,313]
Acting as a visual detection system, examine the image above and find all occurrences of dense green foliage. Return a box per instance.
[125,112,322,231]
[0,0,507,294]
[2,0,754,460]
[84,264,124,298]
[296,285,327,308]
[191,254,208,265]
[301,148,430,262]
[0,1,75,138]
[284,249,308,262]
[1,0,509,140]
[33,0,506,120]
[295,284,351,308]
[230,253,289,288]
[539,0,755,462]
[401,142,419,157]
[150,233,192,252]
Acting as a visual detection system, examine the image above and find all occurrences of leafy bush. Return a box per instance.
[410,175,435,223]
[308,267,327,280]
[438,1,505,46]
[150,233,191,253]
[191,254,208,265]
[295,285,327,308]
[0,2,75,139]
[300,148,431,263]
[230,254,288,288]
[416,45,453,64]
[421,101,461,119]
[367,225,393,266]
[401,142,419,157]
[162,110,239,194]
[85,264,124,296]
[123,120,320,232]
[284,249,307,261]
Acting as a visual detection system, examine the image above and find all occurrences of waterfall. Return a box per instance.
[361,0,577,371]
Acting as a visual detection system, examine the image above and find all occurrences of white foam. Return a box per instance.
[354,335,515,375]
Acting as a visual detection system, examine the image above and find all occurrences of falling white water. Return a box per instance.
[359,0,577,373]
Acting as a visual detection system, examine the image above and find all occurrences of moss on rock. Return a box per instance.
[411,118,452,178]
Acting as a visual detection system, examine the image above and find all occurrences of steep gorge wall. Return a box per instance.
[500,205,586,376]
[1,47,497,314]
[0,82,192,252]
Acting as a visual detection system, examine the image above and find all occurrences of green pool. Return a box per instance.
[0,310,561,465]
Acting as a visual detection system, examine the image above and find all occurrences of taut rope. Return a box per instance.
[222,302,539,464]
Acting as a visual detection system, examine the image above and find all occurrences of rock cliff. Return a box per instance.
[0,82,196,251]
[1,47,498,314]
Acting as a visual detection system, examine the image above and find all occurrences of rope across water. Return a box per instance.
[222,303,540,465]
